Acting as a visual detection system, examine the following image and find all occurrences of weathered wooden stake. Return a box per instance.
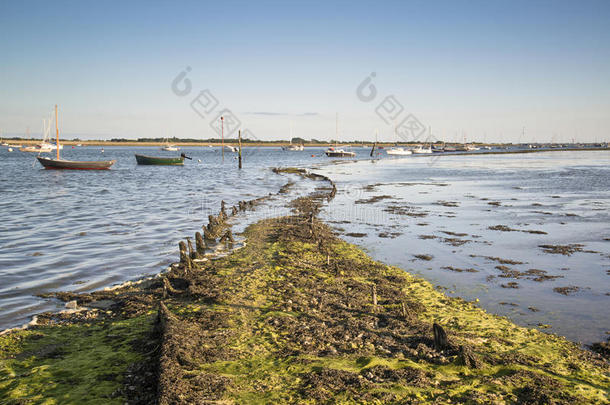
[370,140,377,157]
[178,241,191,274]
[238,129,242,169]
[458,345,480,368]
[186,237,194,258]
[195,231,206,253]
[433,323,448,351]
[219,229,234,244]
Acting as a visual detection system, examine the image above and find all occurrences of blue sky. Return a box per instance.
[1,0,609,142]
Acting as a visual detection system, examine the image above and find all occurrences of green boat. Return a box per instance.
[135,153,189,166]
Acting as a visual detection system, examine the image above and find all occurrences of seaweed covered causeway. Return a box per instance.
[1,199,609,403]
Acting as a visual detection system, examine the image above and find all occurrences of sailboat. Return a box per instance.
[161,137,179,151]
[20,121,54,153]
[325,113,355,157]
[386,124,413,155]
[282,123,304,151]
[37,105,116,170]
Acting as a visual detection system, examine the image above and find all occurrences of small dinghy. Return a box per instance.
[135,153,191,166]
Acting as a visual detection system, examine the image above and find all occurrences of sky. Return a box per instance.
[1,0,609,143]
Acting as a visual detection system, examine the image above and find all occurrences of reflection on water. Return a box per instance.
[314,151,610,344]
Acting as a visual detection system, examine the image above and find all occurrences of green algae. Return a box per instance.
[1,213,608,403]
[153,216,609,403]
[0,315,153,404]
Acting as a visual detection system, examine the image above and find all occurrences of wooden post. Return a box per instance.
[371,284,377,312]
[238,129,242,169]
[221,200,227,218]
[178,241,191,274]
[433,323,448,351]
[219,229,234,244]
[370,141,376,157]
[195,231,206,253]
[221,116,224,162]
[186,237,196,259]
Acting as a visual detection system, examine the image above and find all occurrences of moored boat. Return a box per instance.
[37,157,115,170]
[36,105,115,170]
[386,147,412,155]
[135,153,187,165]
[282,143,304,151]
[282,123,304,151]
[325,113,355,157]
[161,138,179,151]
[325,147,356,157]
[21,144,53,153]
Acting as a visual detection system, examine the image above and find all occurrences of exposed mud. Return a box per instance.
[434,200,460,207]
[489,225,548,234]
[345,232,367,238]
[553,286,582,295]
[540,244,584,255]
[355,195,394,204]
[442,266,478,273]
[383,204,428,217]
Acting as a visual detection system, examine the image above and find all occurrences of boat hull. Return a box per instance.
[37,157,115,170]
[135,154,184,165]
[325,152,356,157]
[21,146,52,153]
[386,148,412,155]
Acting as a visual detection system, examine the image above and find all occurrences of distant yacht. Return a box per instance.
[325,113,355,157]
[282,123,304,151]
[20,120,62,153]
[161,138,179,151]
[282,143,304,151]
[325,146,355,157]
[386,147,412,155]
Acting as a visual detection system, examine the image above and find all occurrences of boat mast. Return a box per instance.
[335,113,338,147]
[55,105,60,159]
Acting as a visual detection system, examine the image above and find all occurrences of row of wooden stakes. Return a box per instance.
[177,196,270,273]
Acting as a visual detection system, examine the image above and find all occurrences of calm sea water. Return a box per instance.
[1,147,608,344]
[0,145,330,330]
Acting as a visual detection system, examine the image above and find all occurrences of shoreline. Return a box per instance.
[5,139,609,151]
[0,170,608,403]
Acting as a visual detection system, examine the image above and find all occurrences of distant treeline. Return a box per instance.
[112,137,340,144]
